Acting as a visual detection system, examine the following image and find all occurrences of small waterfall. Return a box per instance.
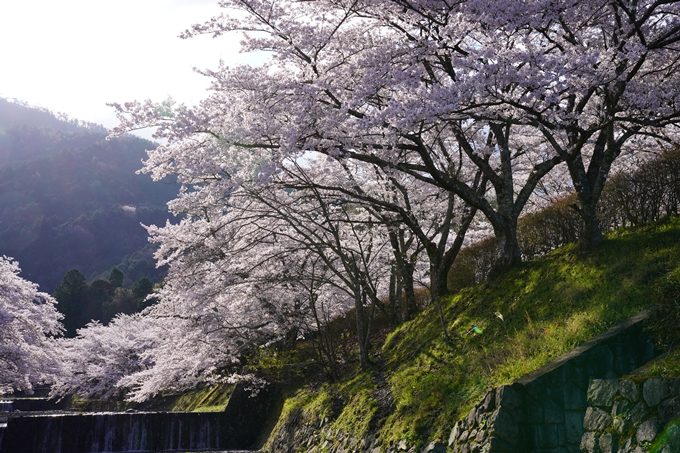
[0,382,278,453]
[0,411,239,453]
[0,422,6,451]
[0,401,11,412]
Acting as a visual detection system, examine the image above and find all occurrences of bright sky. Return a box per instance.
[0,0,249,131]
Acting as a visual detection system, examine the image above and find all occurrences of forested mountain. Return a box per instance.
[0,98,105,166]
[0,98,177,292]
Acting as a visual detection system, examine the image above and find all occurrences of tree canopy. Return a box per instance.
[113,0,680,274]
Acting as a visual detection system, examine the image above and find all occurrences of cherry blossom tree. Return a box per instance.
[110,0,566,276]
[72,185,366,393]
[51,257,290,401]
[456,0,680,248]
[142,176,390,370]
[99,0,680,395]
[151,0,680,263]
[50,314,157,400]
[274,154,483,339]
[245,179,393,368]
[0,257,63,395]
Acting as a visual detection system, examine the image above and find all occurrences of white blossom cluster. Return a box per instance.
[0,257,62,395]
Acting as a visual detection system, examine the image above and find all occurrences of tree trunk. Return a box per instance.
[354,290,371,370]
[565,153,605,250]
[309,295,339,381]
[565,126,619,249]
[402,259,418,321]
[577,196,603,249]
[388,268,402,326]
[428,251,454,341]
[488,219,522,280]
[486,123,524,280]
[388,229,418,322]
[429,256,450,300]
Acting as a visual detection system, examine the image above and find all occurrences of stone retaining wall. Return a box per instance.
[265,417,448,453]
[264,311,661,453]
[448,310,661,453]
[580,378,680,453]
[265,415,380,453]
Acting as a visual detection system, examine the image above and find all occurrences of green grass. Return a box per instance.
[265,373,378,442]
[171,384,233,412]
[269,216,680,450]
[262,385,334,452]
[68,384,235,413]
[631,348,680,378]
[379,217,680,446]
[331,374,377,439]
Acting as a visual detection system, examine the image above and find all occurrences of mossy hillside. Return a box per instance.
[381,217,680,447]
[633,264,680,380]
[170,384,234,412]
[66,384,234,412]
[269,216,680,450]
[264,373,378,451]
[630,348,680,379]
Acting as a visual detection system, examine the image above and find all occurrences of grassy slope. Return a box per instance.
[69,384,234,413]
[169,384,234,412]
[268,216,680,450]
[630,348,680,379]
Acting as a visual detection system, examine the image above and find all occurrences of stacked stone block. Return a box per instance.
[448,385,525,453]
[580,378,680,453]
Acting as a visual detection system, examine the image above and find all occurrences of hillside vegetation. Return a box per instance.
[265,216,680,451]
[0,98,177,292]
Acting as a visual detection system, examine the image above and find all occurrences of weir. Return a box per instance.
[1,411,236,453]
[0,382,277,453]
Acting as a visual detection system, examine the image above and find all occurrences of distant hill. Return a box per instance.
[0,98,177,292]
[0,97,107,166]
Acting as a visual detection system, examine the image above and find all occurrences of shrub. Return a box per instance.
[518,195,581,260]
[447,236,496,292]
[448,148,680,292]
[600,149,680,228]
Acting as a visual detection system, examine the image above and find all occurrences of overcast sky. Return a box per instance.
[0,0,249,130]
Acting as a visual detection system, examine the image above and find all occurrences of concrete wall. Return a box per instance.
[0,381,278,453]
[1,411,231,453]
[448,311,661,453]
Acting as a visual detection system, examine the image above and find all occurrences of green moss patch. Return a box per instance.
[171,384,234,412]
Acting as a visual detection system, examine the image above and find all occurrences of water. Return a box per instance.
[0,411,250,453]
[0,382,274,452]
[0,401,11,412]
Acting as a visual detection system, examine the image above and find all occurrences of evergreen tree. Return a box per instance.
[52,269,90,337]
[108,267,124,288]
[132,276,156,311]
